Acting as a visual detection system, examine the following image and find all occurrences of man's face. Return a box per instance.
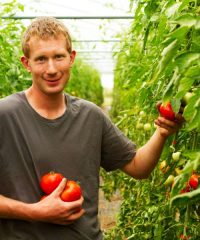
[21,35,76,96]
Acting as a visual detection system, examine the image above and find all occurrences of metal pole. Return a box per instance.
[73,40,122,42]
[1,16,134,20]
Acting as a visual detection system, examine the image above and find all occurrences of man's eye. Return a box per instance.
[37,57,46,62]
[56,55,64,59]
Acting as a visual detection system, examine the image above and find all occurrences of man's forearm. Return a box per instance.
[134,129,167,177]
[0,179,85,225]
[0,195,34,221]
[122,129,167,179]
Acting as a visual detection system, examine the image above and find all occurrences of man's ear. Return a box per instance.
[21,56,31,72]
[69,50,76,67]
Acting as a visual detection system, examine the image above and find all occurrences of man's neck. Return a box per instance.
[25,87,67,120]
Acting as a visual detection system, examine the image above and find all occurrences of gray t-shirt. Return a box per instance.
[0,92,136,240]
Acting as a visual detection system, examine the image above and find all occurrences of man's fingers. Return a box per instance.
[67,208,85,220]
[55,208,85,225]
[175,113,185,124]
[156,102,162,112]
[51,178,67,197]
[65,196,84,211]
[156,117,176,128]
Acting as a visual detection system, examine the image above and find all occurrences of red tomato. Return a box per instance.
[180,182,191,194]
[60,180,82,202]
[189,174,199,190]
[40,172,64,194]
[159,102,175,121]
[179,234,191,239]
[172,140,177,145]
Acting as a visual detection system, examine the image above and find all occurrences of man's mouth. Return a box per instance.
[46,79,60,82]
[45,78,61,86]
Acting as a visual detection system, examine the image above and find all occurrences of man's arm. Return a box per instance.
[122,114,184,179]
[0,179,84,225]
[0,194,35,220]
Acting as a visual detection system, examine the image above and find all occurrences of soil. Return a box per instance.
[98,185,121,230]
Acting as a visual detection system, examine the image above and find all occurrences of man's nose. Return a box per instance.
[46,59,57,74]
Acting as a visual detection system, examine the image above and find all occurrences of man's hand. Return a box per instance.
[154,103,185,138]
[122,103,185,179]
[31,178,85,225]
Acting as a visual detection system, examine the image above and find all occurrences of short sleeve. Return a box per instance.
[101,113,137,171]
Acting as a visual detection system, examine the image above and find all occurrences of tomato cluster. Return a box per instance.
[181,173,199,194]
[179,234,191,239]
[40,172,82,202]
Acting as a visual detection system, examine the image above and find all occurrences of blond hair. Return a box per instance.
[22,17,72,57]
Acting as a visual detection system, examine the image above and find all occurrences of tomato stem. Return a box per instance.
[192,131,198,150]
[183,205,190,236]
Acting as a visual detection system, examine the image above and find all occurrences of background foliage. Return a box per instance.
[102,0,200,239]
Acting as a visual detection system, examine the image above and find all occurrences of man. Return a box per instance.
[0,17,184,240]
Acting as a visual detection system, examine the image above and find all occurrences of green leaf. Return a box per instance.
[161,39,178,58]
[186,108,200,131]
[183,91,200,128]
[175,14,197,27]
[170,188,200,207]
[185,65,200,78]
[165,26,189,43]
[163,67,180,99]
[171,98,181,113]
[182,151,200,171]
[165,2,182,18]
[150,39,179,83]
[178,0,190,12]
[175,52,200,72]
[144,2,159,18]
[171,174,189,197]
[175,77,195,99]
[195,16,200,30]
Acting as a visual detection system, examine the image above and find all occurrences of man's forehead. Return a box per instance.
[28,36,69,56]
[29,34,66,42]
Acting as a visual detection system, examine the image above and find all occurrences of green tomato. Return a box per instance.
[164,175,174,186]
[160,160,170,174]
[182,92,193,105]
[139,111,146,117]
[175,167,182,175]
[172,151,181,161]
[144,123,151,131]
[136,122,143,129]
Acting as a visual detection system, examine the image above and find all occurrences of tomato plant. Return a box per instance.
[40,172,64,194]
[60,180,82,202]
[68,58,104,106]
[103,0,200,239]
